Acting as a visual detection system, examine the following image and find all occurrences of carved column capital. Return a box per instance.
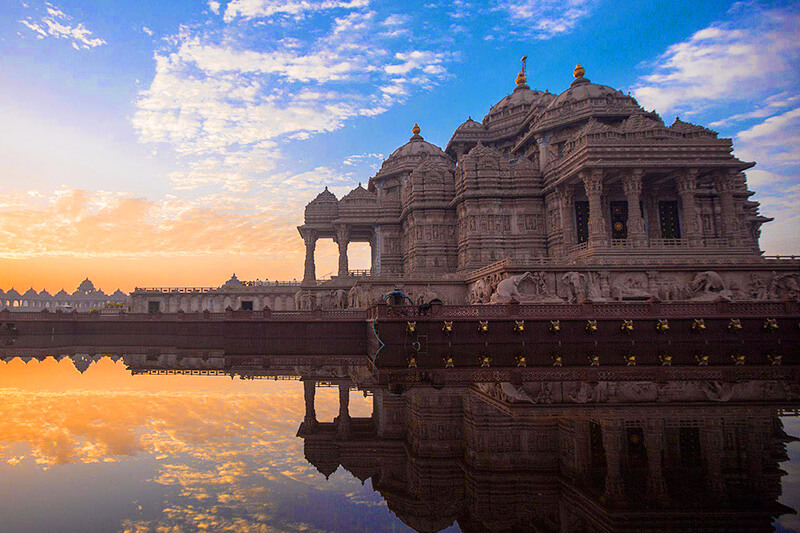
[622,170,644,195]
[675,170,699,194]
[713,170,736,193]
[581,169,604,194]
[334,224,350,245]
[558,184,576,202]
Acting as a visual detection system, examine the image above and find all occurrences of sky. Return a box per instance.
[0,0,798,293]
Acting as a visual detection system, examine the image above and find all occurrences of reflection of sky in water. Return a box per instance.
[0,358,438,533]
[777,417,800,533]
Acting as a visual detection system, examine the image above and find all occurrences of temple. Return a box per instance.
[295,61,798,310]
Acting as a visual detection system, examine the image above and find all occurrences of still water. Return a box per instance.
[1,355,799,533]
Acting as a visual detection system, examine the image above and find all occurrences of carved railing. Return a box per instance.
[465,259,510,280]
[134,287,216,293]
[370,301,798,320]
[567,242,589,254]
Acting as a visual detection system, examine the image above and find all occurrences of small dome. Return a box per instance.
[483,86,551,126]
[304,186,339,223]
[222,273,243,288]
[308,187,337,205]
[533,66,641,133]
[39,289,52,298]
[76,278,96,294]
[386,128,447,161]
[23,288,38,298]
[6,288,21,298]
[54,289,69,298]
[455,117,484,133]
[111,289,126,298]
[547,75,625,108]
[373,125,452,182]
[341,183,376,203]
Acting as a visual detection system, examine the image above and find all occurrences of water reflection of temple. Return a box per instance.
[3,349,798,532]
[298,379,798,532]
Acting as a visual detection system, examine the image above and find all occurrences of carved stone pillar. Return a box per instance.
[622,170,647,246]
[558,185,576,249]
[601,420,628,506]
[303,379,317,426]
[336,383,351,436]
[335,225,350,277]
[301,229,318,283]
[644,420,670,507]
[581,169,607,247]
[537,136,550,172]
[676,170,701,246]
[714,170,740,245]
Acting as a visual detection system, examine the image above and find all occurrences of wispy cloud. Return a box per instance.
[492,0,598,40]
[19,2,106,50]
[631,4,799,118]
[223,0,370,22]
[132,5,452,192]
[631,3,800,255]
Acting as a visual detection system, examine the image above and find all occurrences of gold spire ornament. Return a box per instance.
[574,63,585,78]
[516,55,528,86]
[412,123,421,135]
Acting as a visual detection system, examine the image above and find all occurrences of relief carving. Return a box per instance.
[689,271,732,301]
[489,272,563,304]
[611,274,652,301]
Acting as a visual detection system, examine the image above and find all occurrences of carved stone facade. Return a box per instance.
[297,61,797,309]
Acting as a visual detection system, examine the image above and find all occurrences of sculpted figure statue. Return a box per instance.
[562,271,587,303]
[332,289,348,309]
[690,271,731,301]
[489,273,530,304]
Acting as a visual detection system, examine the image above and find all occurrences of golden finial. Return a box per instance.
[516,55,528,86]
[574,63,585,78]
[412,123,421,135]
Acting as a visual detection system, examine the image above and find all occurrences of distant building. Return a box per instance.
[0,278,127,311]
[128,273,301,313]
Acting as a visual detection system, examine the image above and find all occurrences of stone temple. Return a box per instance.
[129,61,798,313]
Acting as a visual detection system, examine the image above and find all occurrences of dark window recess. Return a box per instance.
[626,427,647,466]
[610,201,628,239]
[679,427,702,468]
[241,300,254,311]
[575,201,590,243]
[147,301,160,314]
[659,201,681,239]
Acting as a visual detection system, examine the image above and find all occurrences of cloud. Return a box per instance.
[492,0,598,39]
[735,107,800,167]
[631,4,799,117]
[629,3,800,256]
[223,0,370,22]
[132,6,453,195]
[19,2,106,50]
